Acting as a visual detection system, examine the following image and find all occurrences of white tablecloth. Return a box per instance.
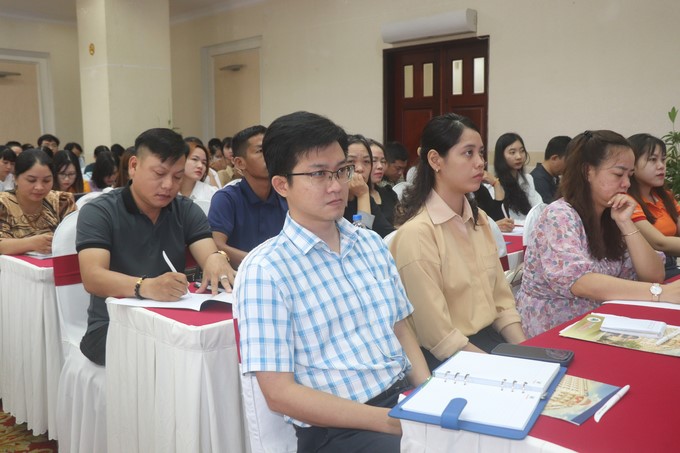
[106,302,246,452]
[400,419,575,453]
[0,255,62,437]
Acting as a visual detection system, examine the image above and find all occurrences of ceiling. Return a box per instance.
[0,0,261,24]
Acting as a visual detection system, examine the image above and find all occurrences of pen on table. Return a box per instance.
[655,329,680,346]
[594,384,630,423]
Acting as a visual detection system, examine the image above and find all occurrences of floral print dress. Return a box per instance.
[516,199,636,337]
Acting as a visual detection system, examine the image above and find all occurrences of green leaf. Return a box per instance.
[670,107,678,125]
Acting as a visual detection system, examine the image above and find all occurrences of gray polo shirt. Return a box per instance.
[76,184,212,335]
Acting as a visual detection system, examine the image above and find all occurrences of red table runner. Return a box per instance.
[525,303,680,452]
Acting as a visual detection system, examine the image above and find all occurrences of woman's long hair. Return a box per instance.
[395,113,479,226]
[558,130,631,260]
[628,133,677,226]
[91,151,117,189]
[52,150,85,192]
[493,132,532,216]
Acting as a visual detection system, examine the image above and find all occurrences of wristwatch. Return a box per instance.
[650,283,662,302]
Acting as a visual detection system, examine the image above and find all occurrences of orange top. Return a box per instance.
[632,193,680,237]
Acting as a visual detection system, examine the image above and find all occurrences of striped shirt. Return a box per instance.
[234,214,412,427]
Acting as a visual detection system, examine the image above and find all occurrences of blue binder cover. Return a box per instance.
[389,366,567,440]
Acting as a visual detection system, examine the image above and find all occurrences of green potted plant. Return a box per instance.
[663,107,680,197]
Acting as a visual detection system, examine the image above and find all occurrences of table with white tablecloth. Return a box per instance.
[0,255,61,437]
[105,301,246,452]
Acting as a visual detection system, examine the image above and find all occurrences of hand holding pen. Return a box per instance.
[133,251,189,302]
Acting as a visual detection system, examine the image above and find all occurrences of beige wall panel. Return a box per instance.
[0,61,41,144]
[214,49,260,138]
[170,0,680,161]
[0,16,82,145]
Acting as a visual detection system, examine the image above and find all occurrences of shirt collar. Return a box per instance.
[239,177,279,205]
[122,181,174,215]
[282,213,357,256]
[425,189,475,225]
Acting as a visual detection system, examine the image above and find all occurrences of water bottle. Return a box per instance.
[352,214,366,229]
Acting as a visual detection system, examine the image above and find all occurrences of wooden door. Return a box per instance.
[384,37,489,165]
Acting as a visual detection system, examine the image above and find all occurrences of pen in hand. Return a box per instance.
[162,250,189,292]
[162,250,178,273]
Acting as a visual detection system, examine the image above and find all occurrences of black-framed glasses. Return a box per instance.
[286,165,355,186]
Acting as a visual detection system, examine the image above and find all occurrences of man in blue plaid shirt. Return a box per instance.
[234,111,430,452]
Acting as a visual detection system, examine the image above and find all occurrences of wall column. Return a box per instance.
[76,0,172,155]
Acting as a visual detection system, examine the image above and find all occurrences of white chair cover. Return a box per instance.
[235,320,297,453]
[75,191,103,209]
[240,369,297,453]
[523,203,547,245]
[383,230,398,247]
[488,218,507,258]
[193,198,211,216]
[392,181,411,201]
[53,211,107,453]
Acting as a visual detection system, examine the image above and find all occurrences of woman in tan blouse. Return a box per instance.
[0,148,76,255]
[390,113,525,371]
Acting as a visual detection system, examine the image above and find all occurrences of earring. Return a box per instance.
[435,168,440,173]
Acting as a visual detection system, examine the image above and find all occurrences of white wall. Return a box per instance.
[170,0,680,158]
[1,0,678,157]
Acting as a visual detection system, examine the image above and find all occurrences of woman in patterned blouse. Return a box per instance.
[517,131,680,338]
[0,149,76,255]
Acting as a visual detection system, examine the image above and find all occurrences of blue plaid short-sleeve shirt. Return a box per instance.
[234,214,412,426]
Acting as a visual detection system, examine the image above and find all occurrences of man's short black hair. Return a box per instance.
[232,125,267,159]
[37,134,60,146]
[544,136,571,160]
[5,140,21,148]
[135,128,188,163]
[384,141,409,163]
[1,147,17,162]
[262,111,348,178]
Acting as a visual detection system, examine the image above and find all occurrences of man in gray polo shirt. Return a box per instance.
[77,128,234,366]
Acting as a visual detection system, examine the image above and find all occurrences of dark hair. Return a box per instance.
[111,143,125,158]
[21,143,33,151]
[91,151,117,189]
[347,134,374,190]
[208,138,223,157]
[184,136,204,147]
[544,136,571,160]
[64,142,83,156]
[15,148,52,177]
[1,148,17,163]
[384,141,409,163]
[116,147,136,187]
[5,140,21,148]
[222,137,233,149]
[628,133,677,226]
[232,125,267,159]
[52,150,85,192]
[493,132,532,216]
[368,138,385,153]
[93,145,110,159]
[37,134,60,147]
[189,144,210,182]
[395,113,480,226]
[263,111,348,178]
[135,128,188,163]
[559,130,632,260]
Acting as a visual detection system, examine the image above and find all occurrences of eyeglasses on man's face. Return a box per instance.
[286,165,355,186]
